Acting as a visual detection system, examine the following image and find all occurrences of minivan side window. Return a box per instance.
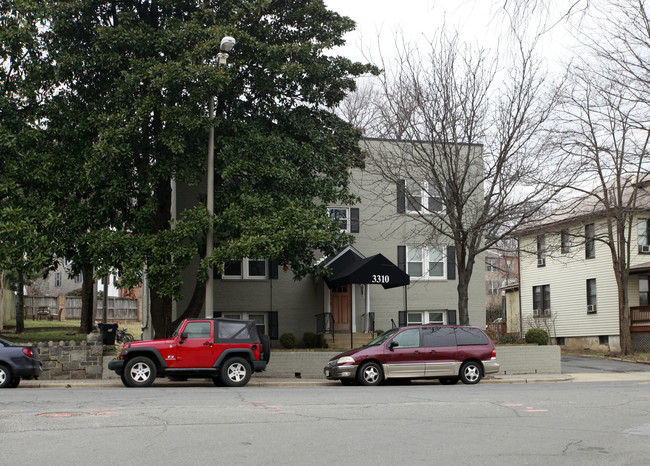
[391,328,420,348]
[455,327,489,346]
[421,327,456,347]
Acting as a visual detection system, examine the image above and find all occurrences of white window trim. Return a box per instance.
[405,180,444,214]
[327,206,350,233]
[223,258,268,280]
[486,257,498,272]
[406,246,447,280]
[406,311,447,325]
[221,312,267,334]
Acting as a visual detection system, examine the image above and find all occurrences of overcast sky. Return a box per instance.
[324,0,578,69]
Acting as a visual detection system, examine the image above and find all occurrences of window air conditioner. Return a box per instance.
[533,309,540,316]
[587,304,596,313]
[640,245,650,254]
[537,258,545,266]
[543,308,551,316]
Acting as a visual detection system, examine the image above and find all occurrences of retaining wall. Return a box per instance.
[35,332,105,380]
[257,345,562,378]
[36,342,561,380]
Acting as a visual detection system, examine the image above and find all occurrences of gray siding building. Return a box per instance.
[173,138,486,342]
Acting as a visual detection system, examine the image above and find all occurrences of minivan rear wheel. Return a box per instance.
[460,361,482,385]
[357,361,383,386]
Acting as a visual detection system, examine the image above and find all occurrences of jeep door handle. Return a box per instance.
[203,342,212,346]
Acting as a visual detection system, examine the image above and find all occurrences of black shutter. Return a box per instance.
[447,309,457,325]
[269,311,279,340]
[397,246,406,272]
[213,265,222,280]
[398,310,407,327]
[350,208,360,233]
[447,245,456,280]
[269,261,278,279]
[397,180,406,213]
[214,311,222,318]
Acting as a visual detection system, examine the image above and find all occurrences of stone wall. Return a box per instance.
[35,332,105,380]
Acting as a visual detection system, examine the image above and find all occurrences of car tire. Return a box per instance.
[439,377,459,385]
[212,377,224,387]
[260,335,271,363]
[459,361,482,385]
[357,361,383,386]
[220,357,251,387]
[0,364,12,388]
[123,356,157,387]
[9,377,20,388]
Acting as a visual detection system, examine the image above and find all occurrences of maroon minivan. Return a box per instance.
[324,325,499,386]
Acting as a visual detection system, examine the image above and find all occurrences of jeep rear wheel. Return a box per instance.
[220,357,251,387]
[123,356,157,387]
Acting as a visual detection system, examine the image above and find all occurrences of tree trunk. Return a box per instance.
[618,280,632,355]
[172,279,206,328]
[16,269,25,333]
[150,178,173,338]
[151,288,172,338]
[79,266,95,333]
[457,274,470,325]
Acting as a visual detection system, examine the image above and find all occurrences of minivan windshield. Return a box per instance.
[365,328,399,346]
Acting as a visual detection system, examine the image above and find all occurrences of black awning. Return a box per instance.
[324,253,410,289]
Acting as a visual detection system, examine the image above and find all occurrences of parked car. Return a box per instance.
[324,325,499,386]
[108,318,270,387]
[0,337,42,388]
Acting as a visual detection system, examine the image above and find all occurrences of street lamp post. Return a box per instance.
[206,36,236,317]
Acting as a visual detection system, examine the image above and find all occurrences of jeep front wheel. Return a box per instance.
[220,357,251,387]
[123,356,157,387]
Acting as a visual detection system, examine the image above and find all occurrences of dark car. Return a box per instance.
[0,337,42,388]
[108,318,270,387]
[324,325,499,386]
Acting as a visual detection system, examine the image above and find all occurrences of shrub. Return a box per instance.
[525,328,549,346]
[498,334,521,345]
[279,332,296,349]
[303,331,318,348]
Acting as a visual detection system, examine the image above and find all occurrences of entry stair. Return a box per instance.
[323,332,374,350]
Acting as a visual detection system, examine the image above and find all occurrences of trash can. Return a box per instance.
[98,323,118,345]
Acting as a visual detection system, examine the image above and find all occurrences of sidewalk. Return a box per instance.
[18,373,577,389]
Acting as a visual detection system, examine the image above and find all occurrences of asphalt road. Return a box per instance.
[3,377,650,465]
[562,355,650,373]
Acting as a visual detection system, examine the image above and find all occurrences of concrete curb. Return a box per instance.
[18,374,574,389]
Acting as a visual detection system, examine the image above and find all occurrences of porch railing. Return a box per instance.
[315,313,335,342]
[631,305,650,326]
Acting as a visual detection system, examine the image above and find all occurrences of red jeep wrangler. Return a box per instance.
[108,318,270,387]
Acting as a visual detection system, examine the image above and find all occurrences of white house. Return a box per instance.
[516,184,650,352]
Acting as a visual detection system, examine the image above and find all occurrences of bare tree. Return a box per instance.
[348,30,570,325]
[554,1,650,355]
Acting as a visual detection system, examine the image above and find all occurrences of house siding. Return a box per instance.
[173,139,486,340]
[519,214,650,342]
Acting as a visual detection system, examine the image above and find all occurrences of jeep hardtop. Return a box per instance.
[108,318,270,387]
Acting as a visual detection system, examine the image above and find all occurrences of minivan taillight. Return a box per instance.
[22,347,34,358]
[490,349,497,360]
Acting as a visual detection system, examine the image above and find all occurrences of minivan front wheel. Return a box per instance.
[357,361,383,386]
[460,361,482,385]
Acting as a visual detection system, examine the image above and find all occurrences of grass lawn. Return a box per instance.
[0,319,142,344]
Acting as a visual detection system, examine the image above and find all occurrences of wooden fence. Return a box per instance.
[19,295,140,322]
